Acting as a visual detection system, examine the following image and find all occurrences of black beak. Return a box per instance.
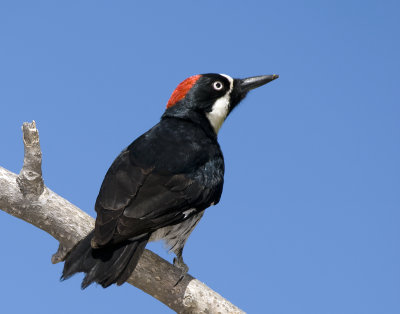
[238,74,279,93]
[228,74,279,112]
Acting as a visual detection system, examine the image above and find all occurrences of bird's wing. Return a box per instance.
[92,148,221,247]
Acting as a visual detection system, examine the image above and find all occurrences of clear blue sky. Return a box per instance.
[0,1,399,313]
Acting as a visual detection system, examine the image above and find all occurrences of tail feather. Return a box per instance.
[93,243,134,288]
[62,231,149,289]
[116,238,148,285]
[62,232,94,280]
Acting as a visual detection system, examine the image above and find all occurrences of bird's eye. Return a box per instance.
[213,81,223,91]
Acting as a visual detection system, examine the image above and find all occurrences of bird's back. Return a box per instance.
[93,116,225,247]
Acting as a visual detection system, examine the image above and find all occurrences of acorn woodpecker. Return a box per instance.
[62,73,278,288]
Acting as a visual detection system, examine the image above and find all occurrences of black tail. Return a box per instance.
[61,231,149,289]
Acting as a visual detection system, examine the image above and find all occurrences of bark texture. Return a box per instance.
[0,121,244,314]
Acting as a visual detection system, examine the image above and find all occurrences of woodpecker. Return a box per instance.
[62,73,278,288]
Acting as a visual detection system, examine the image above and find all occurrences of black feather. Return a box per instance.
[63,100,225,288]
[62,231,149,289]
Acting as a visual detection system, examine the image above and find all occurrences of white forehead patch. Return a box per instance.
[206,74,234,134]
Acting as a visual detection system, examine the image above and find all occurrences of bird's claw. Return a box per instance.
[173,256,189,286]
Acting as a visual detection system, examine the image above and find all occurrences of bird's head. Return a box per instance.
[164,73,279,134]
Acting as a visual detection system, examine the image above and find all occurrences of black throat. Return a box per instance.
[162,105,217,140]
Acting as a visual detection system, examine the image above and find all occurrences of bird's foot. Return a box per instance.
[173,255,189,286]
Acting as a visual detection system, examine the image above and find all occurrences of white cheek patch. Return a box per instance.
[206,74,234,134]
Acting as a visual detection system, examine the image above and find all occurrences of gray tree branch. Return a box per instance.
[0,121,244,314]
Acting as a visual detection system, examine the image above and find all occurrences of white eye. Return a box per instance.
[213,81,223,90]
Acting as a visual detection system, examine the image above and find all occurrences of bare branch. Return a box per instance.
[0,122,245,314]
[17,121,44,198]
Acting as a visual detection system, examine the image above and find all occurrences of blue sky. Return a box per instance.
[0,1,399,313]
